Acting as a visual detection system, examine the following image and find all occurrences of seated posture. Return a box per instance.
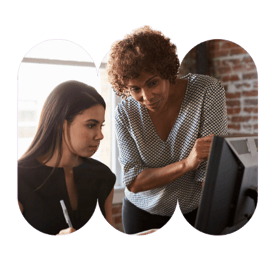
[18,80,116,235]
[107,26,228,234]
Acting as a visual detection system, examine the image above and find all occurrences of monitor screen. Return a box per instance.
[194,135,258,235]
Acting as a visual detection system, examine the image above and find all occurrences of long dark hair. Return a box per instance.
[18,80,106,168]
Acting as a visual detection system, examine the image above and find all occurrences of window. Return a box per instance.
[17,40,124,203]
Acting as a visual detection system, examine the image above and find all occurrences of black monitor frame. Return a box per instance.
[195,134,258,235]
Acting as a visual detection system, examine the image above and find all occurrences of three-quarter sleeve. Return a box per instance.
[115,104,148,187]
[195,78,228,183]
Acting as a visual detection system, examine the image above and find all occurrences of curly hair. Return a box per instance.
[107,26,180,99]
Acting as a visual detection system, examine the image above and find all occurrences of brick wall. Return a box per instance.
[179,39,258,135]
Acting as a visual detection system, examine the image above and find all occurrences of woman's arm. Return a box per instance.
[104,187,114,225]
[18,201,23,213]
[128,135,213,193]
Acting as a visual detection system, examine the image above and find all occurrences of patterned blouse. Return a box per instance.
[115,74,228,216]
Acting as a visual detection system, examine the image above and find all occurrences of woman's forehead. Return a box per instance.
[74,105,105,121]
[127,72,159,86]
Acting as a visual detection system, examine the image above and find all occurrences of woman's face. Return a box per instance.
[63,104,105,158]
[127,71,170,113]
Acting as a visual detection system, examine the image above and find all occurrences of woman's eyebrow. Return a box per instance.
[86,119,99,123]
[86,119,105,123]
[128,75,158,87]
[145,75,158,84]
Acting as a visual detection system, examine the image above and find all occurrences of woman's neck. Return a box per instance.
[159,78,187,113]
[37,149,84,168]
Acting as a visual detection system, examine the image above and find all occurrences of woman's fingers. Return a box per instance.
[199,134,214,145]
[56,227,76,235]
[186,135,214,170]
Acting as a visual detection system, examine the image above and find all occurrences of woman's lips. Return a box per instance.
[145,99,161,108]
[89,145,99,150]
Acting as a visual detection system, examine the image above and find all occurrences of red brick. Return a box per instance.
[217,67,232,75]
[236,83,251,89]
[231,116,252,122]
[227,107,241,115]
[254,124,258,130]
[246,63,257,71]
[226,92,241,99]
[226,100,241,107]
[230,48,247,55]
[228,124,241,130]
[114,216,122,224]
[232,64,249,72]
[244,107,258,113]
[222,75,240,82]
[242,72,258,80]
[221,41,239,50]
[229,132,244,136]
[213,50,229,58]
[242,90,258,97]
[253,81,258,88]
[242,56,254,63]
[207,41,221,52]
[243,125,252,130]
[214,60,221,67]
[222,59,240,66]
[244,99,258,105]
[253,116,258,120]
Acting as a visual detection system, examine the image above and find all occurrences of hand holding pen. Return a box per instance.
[56,200,76,235]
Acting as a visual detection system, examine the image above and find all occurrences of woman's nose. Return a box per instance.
[142,89,154,103]
[95,129,104,140]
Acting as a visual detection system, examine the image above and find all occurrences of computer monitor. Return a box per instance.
[195,134,258,235]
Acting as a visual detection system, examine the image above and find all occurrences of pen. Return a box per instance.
[60,200,73,228]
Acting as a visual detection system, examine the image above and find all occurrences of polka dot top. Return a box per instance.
[115,74,228,216]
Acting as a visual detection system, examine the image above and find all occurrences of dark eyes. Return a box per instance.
[87,124,105,129]
[130,80,158,93]
[130,88,140,93]
[149,80,157,87]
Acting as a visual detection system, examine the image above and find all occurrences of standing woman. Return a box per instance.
[18,81,116,235]
[107,26,228,234]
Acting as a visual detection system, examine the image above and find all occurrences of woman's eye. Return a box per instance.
[149,81,157,87]
[130,88,140,93]
[88,124,96,128]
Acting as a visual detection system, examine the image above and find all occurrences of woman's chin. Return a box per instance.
[88,150,97,158]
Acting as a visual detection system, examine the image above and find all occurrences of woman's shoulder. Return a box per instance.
[183,73,220,86]
[116,97,139,115]
[183,74,222,99]
[18,158,52,202]
[84,158,116,179]
[18,158,45,175]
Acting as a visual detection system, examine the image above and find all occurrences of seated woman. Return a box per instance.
[18,80,116,235]
[107,26,228,234]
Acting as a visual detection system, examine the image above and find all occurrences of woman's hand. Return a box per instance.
[185,134,214,171]
[128,135,214,193]
[56,227,76,235]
